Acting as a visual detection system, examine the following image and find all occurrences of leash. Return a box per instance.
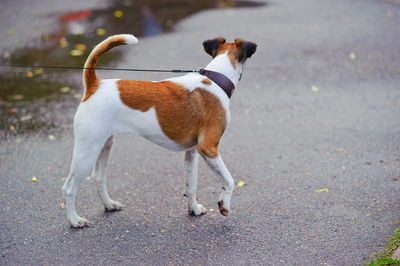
[0,63,198,73]
[0,63,236,98]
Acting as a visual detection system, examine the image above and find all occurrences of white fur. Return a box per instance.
[62,42,243,227]
[123,34,139,44]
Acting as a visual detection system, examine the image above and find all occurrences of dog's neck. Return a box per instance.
[204,52,243,88]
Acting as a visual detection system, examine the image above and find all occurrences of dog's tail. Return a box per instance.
[82,34,138,100]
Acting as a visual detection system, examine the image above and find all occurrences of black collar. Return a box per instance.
[198,68,235,98]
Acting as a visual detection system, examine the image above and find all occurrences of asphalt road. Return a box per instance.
[1,0,400,264]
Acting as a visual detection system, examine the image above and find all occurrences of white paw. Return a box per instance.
[70,216,89,228]
[189,203,207,216]
[105,200,124,212]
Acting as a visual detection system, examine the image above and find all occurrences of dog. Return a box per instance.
[62,34,257,227]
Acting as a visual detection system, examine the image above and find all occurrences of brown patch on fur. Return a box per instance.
[82,36,127,102]
[118,80,227,150]
[218,201,229,216]
[216,43,240,68]
[81,79,100,102]
[202,78,212,85]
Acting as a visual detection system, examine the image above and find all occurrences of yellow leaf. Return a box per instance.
[34,68,44,75]
[60,203,65,209]
[70,49,84,56]
[61,177,67,181]
[8,28,14,35]
[160,228,165,232]
[59,87,70,93]
[26,71,34,78]
[48,134,56,140]
[96,28,106,36]
[311,85,319,92]
[349,52,356,60]
[75,44,86,51]
[114,10,123,18]
[336,147,344,152]
[316,188,328,192]
[31,176,37,182]
[237,180,246,187]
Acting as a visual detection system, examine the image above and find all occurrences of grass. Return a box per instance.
[367,228,400,266]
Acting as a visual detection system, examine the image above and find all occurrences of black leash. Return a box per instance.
[0,63,236,98]
[0,63,199,73]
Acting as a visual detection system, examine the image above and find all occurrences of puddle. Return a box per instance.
[0,0,266,140]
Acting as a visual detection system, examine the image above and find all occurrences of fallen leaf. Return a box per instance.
[387,11,393,18]
[59,37,68,48]
[160,228,165,232]
[237,180,246,187]
[349,52,356,60]
[96,28,106,36]
[336,147,344,152]
[8,28,14,35]
[60,203,65,209]
[20,114,32,121]
[311,85,319,92]
[114,10,124,18]
[61,177,67,182]
[393,176,400,181]
[75,44,87,51]
[9,125,15,131]
[11,94,24,100]
[34,68,44,75]
[316,188,328,192]
[26,71,34,78]
[70,49,84,56]
[48,134,56,140]
[59,87,70,93]
[32,176,37,182]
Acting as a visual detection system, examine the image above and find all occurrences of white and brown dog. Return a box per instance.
[62,34,256,227]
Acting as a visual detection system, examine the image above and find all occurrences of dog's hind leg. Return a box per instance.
[184,148,207,216]
[62,138,106,227]
[198,143,234,217]
[93,136,124,211]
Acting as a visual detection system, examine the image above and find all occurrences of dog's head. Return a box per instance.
[202,37,257,66]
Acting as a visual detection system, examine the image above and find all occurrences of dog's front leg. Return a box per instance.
[184,148,207,216]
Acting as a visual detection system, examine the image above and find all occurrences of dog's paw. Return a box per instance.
[70,216,89,228]
[218,201,229,216]
[189,203,207,216]
[105,200,124,212]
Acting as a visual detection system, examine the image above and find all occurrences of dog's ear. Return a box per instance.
[203,37,226,57]
[235,39,257,62]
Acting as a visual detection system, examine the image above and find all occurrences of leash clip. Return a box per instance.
[196,67,205,74]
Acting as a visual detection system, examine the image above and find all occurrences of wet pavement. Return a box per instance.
[1,0,400,264]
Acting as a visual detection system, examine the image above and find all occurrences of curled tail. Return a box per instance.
[82,34,138,101]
